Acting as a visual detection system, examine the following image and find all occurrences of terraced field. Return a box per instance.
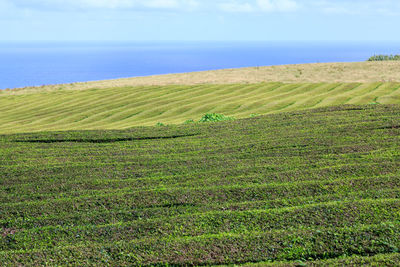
[1,104,400,265]
[1,82,400,133]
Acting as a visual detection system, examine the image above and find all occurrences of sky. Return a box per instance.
[0,0,400,42]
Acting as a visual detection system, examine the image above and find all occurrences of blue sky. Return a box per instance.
[1,0,399,41]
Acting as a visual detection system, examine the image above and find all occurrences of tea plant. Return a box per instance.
[1,105,400,265]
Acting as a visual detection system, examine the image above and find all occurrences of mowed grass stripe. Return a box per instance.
[0,84,236,131]
[379,85,400,104]
[9,83,264,131]
[285,83,360,111]
[96,84,250,125]
[150,83,279,121]
[68,86,202,125]
[1,82,400,133]
[220,83,307,115]
[0,87,152,127]
[17,87,151,125]
[346,82,392,104]
[0,82,374,130]
[119,84,342,126]
[0,85,168,127]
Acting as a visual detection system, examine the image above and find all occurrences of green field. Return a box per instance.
[1,104,400,265]
[1,82,400,133]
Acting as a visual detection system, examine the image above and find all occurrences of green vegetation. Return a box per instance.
[165,113,234,126]
[1,82,400,133]
[1,104,400,265]
[368,55,400,61]
[198,113,235,122]
[184,119,195,124]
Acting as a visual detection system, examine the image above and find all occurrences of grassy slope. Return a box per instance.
[1,105,400,265]
[1,82,400,133]
[2,61,400,93]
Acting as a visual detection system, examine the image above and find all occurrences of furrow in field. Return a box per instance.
[3,173,400,219]
[2,158,399,202]
[1,198,400,252]
[1,222,400,265]
[2,187,400,230]
[2,134,397,184]
[1,105,400,265]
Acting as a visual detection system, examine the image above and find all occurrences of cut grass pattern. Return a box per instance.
[1,82,400,133]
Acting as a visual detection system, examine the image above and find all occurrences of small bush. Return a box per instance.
[250,113,261,118]
[156,122,166,127]
[367,54,400,61]
[198,113,235,123]
[184,119,195,124]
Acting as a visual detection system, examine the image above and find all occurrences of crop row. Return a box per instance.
[1,187,399,231]
[1,222,400,265]
[1,105,400,265]
[1,198,400,251]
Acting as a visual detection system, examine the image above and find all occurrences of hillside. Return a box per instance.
[2,61,400,94]
[1,105,400,265]
[0,81,400,133]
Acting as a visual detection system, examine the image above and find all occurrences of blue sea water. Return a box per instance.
[0,41,399,89]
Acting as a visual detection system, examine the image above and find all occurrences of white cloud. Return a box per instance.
[2,0,400,15]
[144,0,179,9]
[314,0,400,15]
[144,0,199,10]
[257,0,298,12]
[4,0,199,11]
[216,0,400,15]
[219,1,254,13]
[218,0,299,13]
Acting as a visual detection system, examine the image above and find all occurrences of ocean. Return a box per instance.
[0,41,399,89]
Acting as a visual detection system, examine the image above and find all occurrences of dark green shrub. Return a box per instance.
[184,119,195,124]
[367,54,400,61]
[250,113,261,118]
[198,113,235,123]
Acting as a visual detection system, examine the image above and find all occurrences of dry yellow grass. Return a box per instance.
[2,61,400,95]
